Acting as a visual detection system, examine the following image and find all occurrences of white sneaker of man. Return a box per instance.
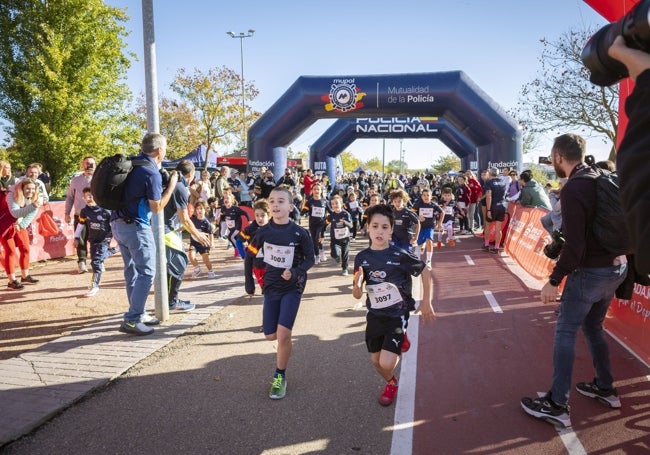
[192,266,201,278]
[84,286,99,297]
[78,261,88,274]
[207,270,216,279]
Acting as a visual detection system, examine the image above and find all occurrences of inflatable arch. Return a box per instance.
[309,117,478,184]
[247,71,522,180]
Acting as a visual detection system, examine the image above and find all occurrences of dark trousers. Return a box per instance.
[330,239,350,269]
[74,215,88,262]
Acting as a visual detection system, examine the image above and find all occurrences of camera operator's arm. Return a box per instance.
[608,35,650,274]
[608,36,650,82]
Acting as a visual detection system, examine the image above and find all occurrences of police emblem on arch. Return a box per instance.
[322,80,366,113]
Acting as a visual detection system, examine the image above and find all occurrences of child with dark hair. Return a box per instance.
[301,183,329,263]
[220,192,251,259]
[326,195,353,275]
[352,204,432,406]
[389,189,420,252]
[75,187,116,297]
[189,200,215,279]
[438,188,459,248]
[241,198,270,296]
[412,188,443,270]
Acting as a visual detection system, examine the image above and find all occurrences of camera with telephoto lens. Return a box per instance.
[581,0,650,86]
[544,230,565,260]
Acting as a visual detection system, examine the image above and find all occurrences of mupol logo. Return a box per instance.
[321,78,366,113]
[355,117,439,134]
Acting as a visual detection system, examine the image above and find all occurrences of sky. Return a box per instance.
[106,0,610,170]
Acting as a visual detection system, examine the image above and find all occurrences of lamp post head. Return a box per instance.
[227,31,235,37]
[248,29,255,35]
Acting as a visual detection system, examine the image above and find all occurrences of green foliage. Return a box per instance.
[339,150,360,173]
[170,66,261,153]
[0,0,137,195]
[362,157,383,173]
[432,154,461,174]
[385,159,404,174]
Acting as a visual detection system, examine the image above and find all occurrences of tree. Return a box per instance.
[432,154,461,174]
[0,0,137,195]
[363,157,383,173]
[339,150,360,173]
[385,159,404,174]
[170,67,260,153]
[516,27,619,161]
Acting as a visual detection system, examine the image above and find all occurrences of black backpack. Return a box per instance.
[91,154,156,210]
[574,167,630,255]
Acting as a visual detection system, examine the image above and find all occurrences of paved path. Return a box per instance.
[1,234,649,454]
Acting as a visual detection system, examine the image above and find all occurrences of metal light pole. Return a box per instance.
[227,29,255,150]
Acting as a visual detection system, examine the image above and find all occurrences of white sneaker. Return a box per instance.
[78,262,88,274]
[84,286,99,297]
[426,261,432,271]
[192,266,201,278]
[314,256,320,265]
[140,313,160,326]
[319,252,327,262]
[207,270,216,279]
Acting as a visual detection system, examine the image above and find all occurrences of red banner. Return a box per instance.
[505,202,650,365]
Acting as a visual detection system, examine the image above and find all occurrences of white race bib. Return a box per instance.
[334,227,350,240]
[311,206,325,217]
[226,219,236,229]
[366,283,403,309]
[348,201,359,210]
[263,242,295,268]
[443,206,454,215]
[419,207,434,218]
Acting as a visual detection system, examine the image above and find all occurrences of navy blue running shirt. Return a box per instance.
[354,245,425,317]
[247,219,315,294]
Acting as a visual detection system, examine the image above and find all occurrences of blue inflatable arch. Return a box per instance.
[309,117,478,184]
[247,71,522,180]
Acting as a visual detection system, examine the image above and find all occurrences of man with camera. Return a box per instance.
[65,156,96,274]
[607,36,650,276]
[521,134,628,428]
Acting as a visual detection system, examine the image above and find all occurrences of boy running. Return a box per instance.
[352,204,432,406]
[75,188,116,297]
[438,188,459,248]
[189,200,215,279]
[326,195,353,275]
[389,189,420,252]
[247,187,315,399]
[240,199,270,296]
[412,188,443,270]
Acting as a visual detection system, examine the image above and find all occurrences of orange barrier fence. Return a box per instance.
[505,203,650,366]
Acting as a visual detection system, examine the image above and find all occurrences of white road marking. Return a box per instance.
[483,290,503,313]
[390,314,419,455]
[535,392,587,455]
[464,255,475,266]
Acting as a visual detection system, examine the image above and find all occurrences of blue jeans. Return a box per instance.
[551,263,627,405]
[111,220,156,323]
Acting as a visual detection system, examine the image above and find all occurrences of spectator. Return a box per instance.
[465,170,482,234]
[228,169,243,204]
[519,171,552,210]
[65,156,96,274]
[521,133,628,428]
[505,170,521,202]
[608,35,650,274]
[111,133,178,336]
[0,160,16,193]
[540,179,565,235]
[23,163,49,202]
[259,169,276,199]
[214,166,230,199]
[164,159,211,311]
[277,168,296,188]
[236,171,253,207]
[2,178,42,289]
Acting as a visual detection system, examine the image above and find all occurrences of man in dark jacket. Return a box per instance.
[520,134,628,428]
[608,35,650,275]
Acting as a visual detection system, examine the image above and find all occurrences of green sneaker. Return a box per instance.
[269,374,287,399]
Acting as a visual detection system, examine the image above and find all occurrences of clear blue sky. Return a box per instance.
[108,0,608,169]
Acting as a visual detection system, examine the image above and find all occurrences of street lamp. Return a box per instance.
[227,29,255,151]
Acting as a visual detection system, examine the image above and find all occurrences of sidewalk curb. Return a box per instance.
[0,260,246,446]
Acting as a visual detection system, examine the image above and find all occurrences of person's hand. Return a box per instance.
[281,268,292,280]
[608,35,650,82]
[541,282,561,305]
[196,232,210,247]
[415,300,436,323]
[32,197,43,208]
[169,170,179,184]
[65,215,71,224]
